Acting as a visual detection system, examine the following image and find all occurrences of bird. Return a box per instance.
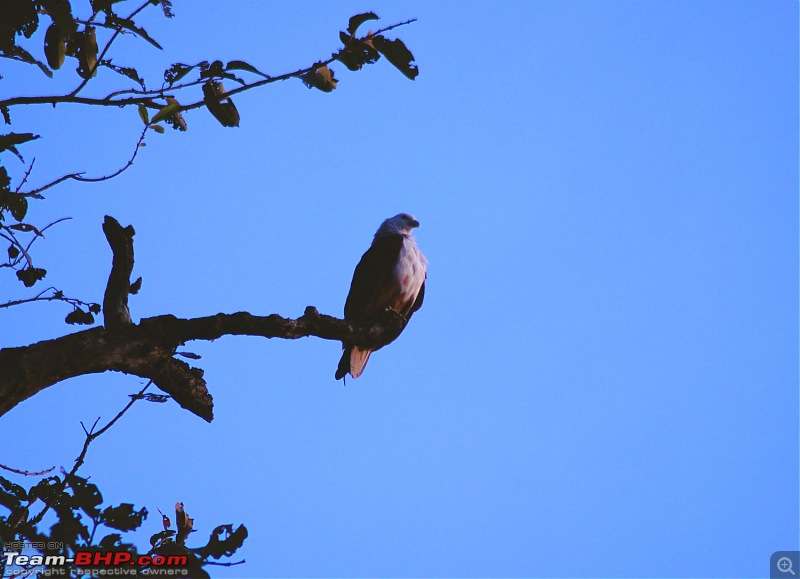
[336,213,428,380]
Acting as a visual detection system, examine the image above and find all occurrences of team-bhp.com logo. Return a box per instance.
[3,550,188,575]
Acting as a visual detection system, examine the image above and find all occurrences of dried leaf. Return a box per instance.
[77,25,97,79]
[347,12,379,36]
[100,60,145,89]
[301,64,337,92]
[104,14,162,50]
[202,80,240,127]
[44,23,69,70]
[150,101,180,125]
[372,35,419,80]
[226,60,268,78]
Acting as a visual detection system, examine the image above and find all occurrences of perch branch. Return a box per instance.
[0,216,408,422]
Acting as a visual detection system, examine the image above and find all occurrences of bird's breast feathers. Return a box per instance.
[394,236,427,304]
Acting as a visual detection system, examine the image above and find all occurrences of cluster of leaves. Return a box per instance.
[0,474,246,578]
[0,0,172,78]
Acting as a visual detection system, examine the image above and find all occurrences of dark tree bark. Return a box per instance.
[0,217,407,422]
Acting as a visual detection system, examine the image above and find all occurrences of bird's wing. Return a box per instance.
[344,234,404,321]
[405,276,425,321]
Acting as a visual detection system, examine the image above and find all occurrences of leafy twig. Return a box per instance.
[70,0,153,97]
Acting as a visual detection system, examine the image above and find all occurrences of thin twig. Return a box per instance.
[0,228,34,268]
[0,17,417,112]
[0,463,55,476]
[28,378,156,527]
[23,217,72,254]
[21,127,147,197]
[204,560,246,567]
[14,159,35,193]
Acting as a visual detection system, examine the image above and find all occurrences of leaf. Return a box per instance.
[77,25,97,79]
[99,533,123,549]
[129,276,142,294]
[164,62,199,85]
[200,60,244,85]
[104,14,163,50]
[101,60,145,90]
[371,35,419,80]
[202,80,240,127]
[28,476,62,503]
[347,12,379,36]
[150,124,165,134]
[176,351,201,360]
[196,524,248,559]
[16,267,47,287]
[1,187,29,220]
[150,101,180,125]
[7,244,19,259]
[0,476,27,510]
[66,474,103,518]
[137,104,149,125]
[337,38,380,71]
[142,393,169,403]
[149,529,176,547]
[5,46,53,77]
[65,308,94,325]
[90,0,126,13]
[9,196,27,220]
[301,64,337,92]
[1,106,10,125]
[150,0,175,19]
[0,132,40,162]
[163,97,187,131]
[226,60,269,78]
[8,222,42,235]
[100,503,148,532]
[41,0,77,32]
[88,303,101,314]
[44,23,69,70]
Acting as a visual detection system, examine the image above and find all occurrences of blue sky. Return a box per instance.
[1,1,798,577]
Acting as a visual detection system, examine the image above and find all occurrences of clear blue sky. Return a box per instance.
[1,1,797,577]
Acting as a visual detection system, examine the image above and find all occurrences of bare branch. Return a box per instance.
[0,463,55,477]
[21,127,147,197]
[102,216,135,329]
[28,378,155,528]
[0,284,96,312]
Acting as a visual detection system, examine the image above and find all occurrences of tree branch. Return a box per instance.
[0,307,406,422]
[102,216,135,329]
[0,18,417,112]
[70,0,153,97]
[21,127,148,198]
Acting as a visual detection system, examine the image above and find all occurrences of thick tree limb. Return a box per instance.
[0,307,406,422]
[102,216,135,329]
[0,215,407,422]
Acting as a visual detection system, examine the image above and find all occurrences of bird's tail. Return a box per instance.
[349,347,371,378]
[335,347,371,380]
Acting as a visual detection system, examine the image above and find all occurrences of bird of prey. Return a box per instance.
[335,213,428,380]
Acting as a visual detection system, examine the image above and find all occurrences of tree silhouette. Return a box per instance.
[0,2,419,575]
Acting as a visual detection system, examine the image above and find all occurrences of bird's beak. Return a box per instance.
[411,219,420,228]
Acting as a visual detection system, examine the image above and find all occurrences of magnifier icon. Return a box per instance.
[778,556,796,575]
